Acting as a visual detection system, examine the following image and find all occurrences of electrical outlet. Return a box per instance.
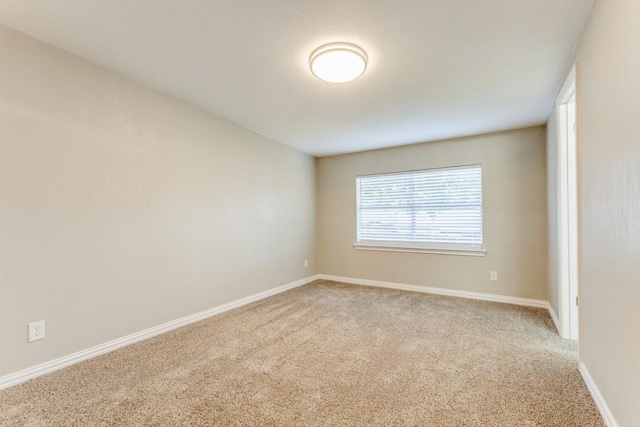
[490,271,498,281]
[28,320,46,342]
[304,259,309,268]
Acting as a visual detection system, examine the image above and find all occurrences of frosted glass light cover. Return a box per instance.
[310,43,367,83]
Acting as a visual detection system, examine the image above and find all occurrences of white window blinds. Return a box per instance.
[356,165,483,249]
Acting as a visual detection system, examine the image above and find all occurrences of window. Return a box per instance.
[355,165,485,255]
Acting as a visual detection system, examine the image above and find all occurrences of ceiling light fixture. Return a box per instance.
[309,42,368,83]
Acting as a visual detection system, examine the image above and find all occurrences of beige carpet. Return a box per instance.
[0,280,603,426]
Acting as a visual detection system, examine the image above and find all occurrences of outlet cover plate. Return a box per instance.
[28,320,46,342]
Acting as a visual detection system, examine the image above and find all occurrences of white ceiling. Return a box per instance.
[0,0,594,156]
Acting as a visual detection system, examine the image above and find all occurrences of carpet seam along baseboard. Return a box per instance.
[579,363,619,427]
[318,274,549,308]
[547,304,562,336]
[0,275,319,390]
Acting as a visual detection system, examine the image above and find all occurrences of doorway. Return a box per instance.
[556,65,579,340]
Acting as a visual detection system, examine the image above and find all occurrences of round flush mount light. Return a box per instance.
[309,42,368,83]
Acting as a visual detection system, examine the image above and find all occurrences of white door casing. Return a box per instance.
[556,64,579,341]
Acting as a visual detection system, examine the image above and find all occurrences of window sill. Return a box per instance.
[353,242,487,257]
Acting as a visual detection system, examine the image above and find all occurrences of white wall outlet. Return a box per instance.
[28,320,46,342]
[490,271,498,281]
[304,259,309,268]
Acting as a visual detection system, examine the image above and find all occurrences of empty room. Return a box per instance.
[0,0,638,426]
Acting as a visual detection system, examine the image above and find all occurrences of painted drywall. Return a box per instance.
[0,25,317,377]
[547,0,640,424]
[318,127,548,300]
[546,113,559,316]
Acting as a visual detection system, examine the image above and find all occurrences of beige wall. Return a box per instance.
[318,127,548,300]
[0,25,317,377]
[547,0,640,424]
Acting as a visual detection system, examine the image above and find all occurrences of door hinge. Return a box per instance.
[576,296,579,306]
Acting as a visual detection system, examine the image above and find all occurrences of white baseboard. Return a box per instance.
[0,275,319,390]
[318,274,548,309]
[579,362,618,427]
[547,303,561,334]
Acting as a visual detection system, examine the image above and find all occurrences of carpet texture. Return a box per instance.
[0,280,603,426]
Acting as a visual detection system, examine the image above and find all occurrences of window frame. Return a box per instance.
[353,165,487,256]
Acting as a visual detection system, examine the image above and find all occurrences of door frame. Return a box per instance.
[556,64,580,340]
